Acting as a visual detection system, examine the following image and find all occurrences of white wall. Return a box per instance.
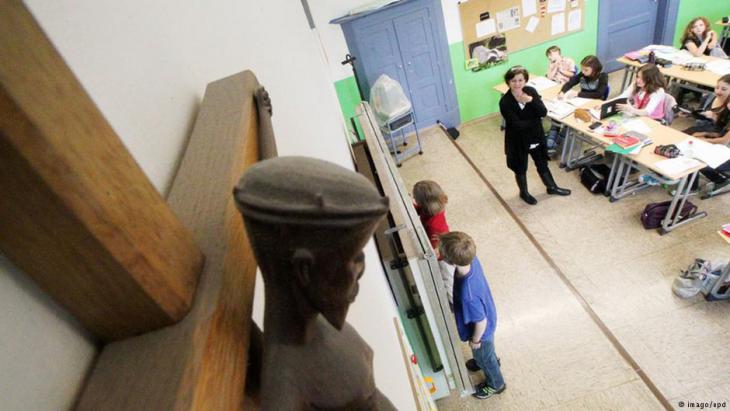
[308,0,464,82]
[1,1,415,410]
[0,254,96,411]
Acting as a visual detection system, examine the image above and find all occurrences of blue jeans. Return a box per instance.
[546,125,564,149]
[472,337,505,389]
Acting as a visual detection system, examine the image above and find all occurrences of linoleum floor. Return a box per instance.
[396,88,730,410]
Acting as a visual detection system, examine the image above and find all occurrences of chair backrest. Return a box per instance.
[662,93,678,125]
[602,85,610,101]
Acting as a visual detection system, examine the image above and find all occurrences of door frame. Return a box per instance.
[597,0,681,73]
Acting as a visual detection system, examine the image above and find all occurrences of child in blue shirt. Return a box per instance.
[439,231,505,400]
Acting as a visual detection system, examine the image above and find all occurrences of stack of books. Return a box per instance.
[720,224,730,245]
[606,131,652,154]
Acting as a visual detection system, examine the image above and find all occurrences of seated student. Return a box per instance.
[616,63,667,121]
[544,46,576,153]
[683,74,730,135]
[545,45,576,84]
[680,17,727,57]
[691,98,730,191]
[557,55,608,100]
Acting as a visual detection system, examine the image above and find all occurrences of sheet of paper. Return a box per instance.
[622,119,652,134]
[547,0,566,13]
[706,59,730,75]
[476,19,496,38]
[544,100,576,119]
[676,138,730,168]
[567,9,581,31]
[525,16,539,33]
[654,157,703,177]
[551,13,565,35]
[496,7,521,32]
[527,76,558,91]
[522,0,537,17]
[565,96,592,107]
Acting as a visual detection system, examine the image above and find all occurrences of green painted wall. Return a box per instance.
[673,1,729,48]
[335,76,364,140]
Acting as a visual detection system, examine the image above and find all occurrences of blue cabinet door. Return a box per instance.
[598,0,660,73]
[354,19,410,101]
[393,7,449,128]
[343,0,459,129]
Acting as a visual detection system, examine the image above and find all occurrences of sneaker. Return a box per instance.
[472,383,507,399]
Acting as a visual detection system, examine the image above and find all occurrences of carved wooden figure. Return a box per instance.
[234,109,396,409]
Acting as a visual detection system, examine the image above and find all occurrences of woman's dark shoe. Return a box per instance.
[539,170,571,196]
[516,174,538,205]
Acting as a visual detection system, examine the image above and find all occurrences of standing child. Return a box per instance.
[439,232,505,400]
[558,55,609,100]
[545,45,576,84]
[413,180,454,304]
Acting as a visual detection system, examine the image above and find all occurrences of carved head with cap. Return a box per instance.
[234,156,389,330]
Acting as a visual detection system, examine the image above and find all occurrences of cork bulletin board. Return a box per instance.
[459,0,584,71]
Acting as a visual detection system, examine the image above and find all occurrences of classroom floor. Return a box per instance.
[396,72,730,410]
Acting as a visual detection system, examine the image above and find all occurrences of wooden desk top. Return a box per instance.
[616,55,722,88]
[561,114,705,180]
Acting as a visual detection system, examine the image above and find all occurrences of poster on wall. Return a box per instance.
[465,34,508,72]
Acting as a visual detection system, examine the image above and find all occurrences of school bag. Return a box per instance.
[640,200,697,229]
[579,164,611,194]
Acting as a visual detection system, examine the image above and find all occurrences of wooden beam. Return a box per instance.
[0,0,204,340]
[75,70,261,410]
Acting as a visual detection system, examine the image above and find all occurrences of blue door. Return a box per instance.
[597,0,660,73]
[394,8,450,127]
[337,0,459,129]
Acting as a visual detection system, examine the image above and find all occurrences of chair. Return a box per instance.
[602,85,610,101]
[661,93,677,125]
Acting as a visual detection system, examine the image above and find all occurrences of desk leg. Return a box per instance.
[609,157,649,202]
[560,127,573,168]
[604,154,619,196]
[659,172,707,235]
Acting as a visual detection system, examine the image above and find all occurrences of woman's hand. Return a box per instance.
[617,103,634,115]
[557,92,565,100]
[516,94,533,104]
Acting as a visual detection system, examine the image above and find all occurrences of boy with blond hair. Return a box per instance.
[439,232,505,399]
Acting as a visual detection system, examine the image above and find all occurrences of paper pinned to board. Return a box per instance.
[551,13,565,35]
[567,9,581,31]
[570,0,579,7]
[525,16,539,33]
[522,0,537,17]
[547,0,566,13]
[476,18,497,37]
[496,7,521,32]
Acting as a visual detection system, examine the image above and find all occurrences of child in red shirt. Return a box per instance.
[413,180,453,303]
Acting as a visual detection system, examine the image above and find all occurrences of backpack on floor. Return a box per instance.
[579,164,611,194]
[640,200,697,229]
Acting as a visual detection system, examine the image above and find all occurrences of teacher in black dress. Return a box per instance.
[499,66,570,205]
